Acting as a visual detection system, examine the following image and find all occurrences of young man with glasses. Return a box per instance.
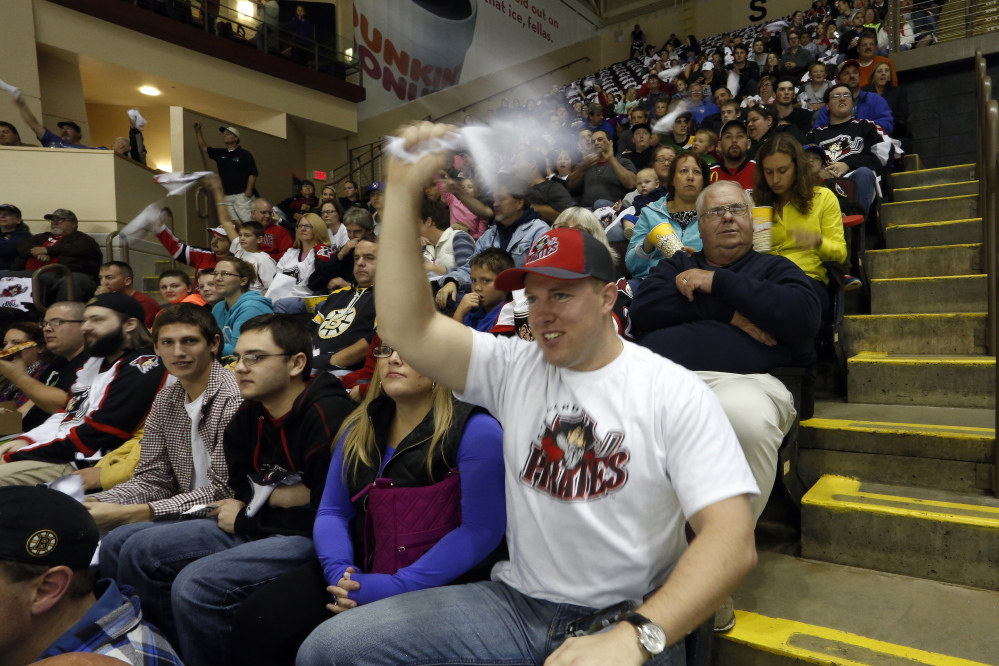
[206,174,278,292]
[211,257,274,357]
[0,294,168,487]
[102,314,353,666]
[0,301,87,431]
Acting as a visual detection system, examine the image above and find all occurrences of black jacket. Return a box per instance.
[14,231,103,277]
[0,223,31,271]
[226,371,354,539]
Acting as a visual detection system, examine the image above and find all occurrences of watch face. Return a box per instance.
[639,623,667,655]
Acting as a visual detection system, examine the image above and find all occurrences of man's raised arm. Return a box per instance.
[378,123,474,393]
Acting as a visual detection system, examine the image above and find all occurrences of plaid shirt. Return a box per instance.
[94,361,242,518]
[37,579,183,665]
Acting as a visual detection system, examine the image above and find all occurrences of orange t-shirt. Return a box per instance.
[858,56,898,88]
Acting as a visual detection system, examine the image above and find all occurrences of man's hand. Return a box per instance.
[36,254,51,263]
[30,247,48,257]
[212,498,246,534]
[85,501,151,533]
[326,567,361,614]
[73,466,104,491]
[386,122,454,197]
[0,438,29,461]
[348,386,363,403]
[435,282,458,309]
[194,122,202,131]
[0,357,28,380]
[580,152,600,170]
[545,624,645,666]
[268,483,310,508]
[328,277,351,291]
[675,268,715,301]
[820,161,849,178]
[337,238,359,260]
[731,311,777,346]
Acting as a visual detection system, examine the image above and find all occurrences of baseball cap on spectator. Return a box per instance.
[802,144,827,161]
[367,182,386,193]
[87,292,148,325]
[208,226,228,238]
[219,125,241,138]
[44,209,78,222]
[720,119,749,135]
[57,121,82,133]
[675,110,693,122]
[631,123,652,134]
[837,59,861,75]
[702,62,714,71]
[495,228,616,291]
[0,486,99,570]
[0,204,22,217]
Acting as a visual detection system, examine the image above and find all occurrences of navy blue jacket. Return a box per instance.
[0,224,31,271]
[631,249,821,373]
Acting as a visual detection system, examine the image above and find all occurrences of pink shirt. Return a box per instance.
[436,180,489,239]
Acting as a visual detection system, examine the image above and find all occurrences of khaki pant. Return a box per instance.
[225,193,255,223]
[0,459,76,487]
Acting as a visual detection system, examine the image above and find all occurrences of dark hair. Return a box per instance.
[159,269,192,287]
[0,560,95,599]
[216,257,256,293]
[0,121,20,139]
[666,151,710,199]
[752,133,818,215]
[858,29,878,44]
[746,105,776,125]
[299,179,315,192]
[4,321,54,363]
[470,248,515,277]
[320,198,346,218]
[197,268,214,280]
[421,197,451,231]
[344,179,359,192]
[238,314,312,382]
[591,129,611,142]
[152,303,222,354]
[733,43,749,54]
[100,261,134,280]
[824,83,852,103]
[241,220,265,238]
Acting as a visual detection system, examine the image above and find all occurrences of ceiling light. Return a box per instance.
[139,86,161,96]
[237,1,254,16]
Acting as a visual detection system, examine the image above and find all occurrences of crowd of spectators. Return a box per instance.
[0,1,944,664]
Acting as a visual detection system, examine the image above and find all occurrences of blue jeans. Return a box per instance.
[273,297,307,313]
[297,580,686,666]
[847,166,877,212]
[101,520,314,666]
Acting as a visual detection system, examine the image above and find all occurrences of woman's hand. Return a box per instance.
[792,229,823,250]
[327,567,361,614]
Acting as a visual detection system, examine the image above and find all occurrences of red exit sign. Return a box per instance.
[314,170,327,180]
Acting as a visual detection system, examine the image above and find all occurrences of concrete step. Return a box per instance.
[866,243,981,279]
[843,313,986,356]
[882,194,978,227]
[885,218,982,249]
[847,352,995,408]
[892,180,979,202]
[870,274,986,314]
[717,551,999,665]
[890,163,975,189]
[801,476,999,590]
[153,260,195,275]
[799,403,994,492]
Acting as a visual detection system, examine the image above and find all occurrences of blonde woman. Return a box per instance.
[230,344,505,664]
[268,212,333,310]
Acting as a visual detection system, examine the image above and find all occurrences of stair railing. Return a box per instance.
[976,49,999,495]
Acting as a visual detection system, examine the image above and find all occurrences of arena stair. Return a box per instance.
[714,159,999,664]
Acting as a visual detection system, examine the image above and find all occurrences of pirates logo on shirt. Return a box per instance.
[282,266,303,284]
[130,355,161,374]
[520,407,629,501]
[315,245,333,260]
[317,307,357,339]
[26,529,58,557]
[819,134,864,162]
[527,236,559,263]
[62,386,91,424]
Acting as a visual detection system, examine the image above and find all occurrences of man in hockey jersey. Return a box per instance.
[811,60,894,135]
[0,293,169,486]
[709,120,757,192]
[807,83,892,212]
[310,238,377,373]
[156,223,233,273]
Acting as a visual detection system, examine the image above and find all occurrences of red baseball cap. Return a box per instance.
[494,228,617,291]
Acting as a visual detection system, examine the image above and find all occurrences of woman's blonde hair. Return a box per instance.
[551,207,619,264]
[335,365,456,482]
[295,212,328,249]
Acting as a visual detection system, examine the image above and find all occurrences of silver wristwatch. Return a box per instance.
[620,612,667,658]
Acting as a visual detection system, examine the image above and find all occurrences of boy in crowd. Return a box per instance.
[452,249,515,332]
[691,129,719,166]
[207,173,278,292]
[211,257,274,356]
[197,269,223,307]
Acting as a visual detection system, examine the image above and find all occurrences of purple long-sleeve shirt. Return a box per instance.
[315,412,505,606]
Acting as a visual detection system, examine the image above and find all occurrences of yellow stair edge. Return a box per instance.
[844,312,985,319]
[847,352,994,365]
[721,611,992,666]
[886,217,981,229]
[870,274,984,283]
[801,417,994,439]
[802,476,999,527]
[897,162,975,174]
[893,180,979,192]
[867,243,981,252]
[882,193,977,206]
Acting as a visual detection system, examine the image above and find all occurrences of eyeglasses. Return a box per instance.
[40,318,83,329]
[654,158,674,165]
[212,271,239,278]
[297,224,314,230]
[372,345,396,358]
[321,210,338,216]
[702,203,750,220]
[231,352,292,366]
[829,93,852,100]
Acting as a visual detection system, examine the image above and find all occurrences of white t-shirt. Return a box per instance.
[457,334,758,608]
[328,224,349,252]
[183,396,210,490]
[232,244,278,292]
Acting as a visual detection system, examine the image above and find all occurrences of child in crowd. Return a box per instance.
[452,249,514,333]
[229,219,278,292]
[619,168,661,239]
[691,128,719,166]
[159,269,207,307]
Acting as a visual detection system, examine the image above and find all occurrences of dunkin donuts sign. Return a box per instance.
[354,0,592,116]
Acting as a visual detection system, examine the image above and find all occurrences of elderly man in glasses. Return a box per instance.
[631,180,820,531]
[210,257,274,357]
[100,313,353,666]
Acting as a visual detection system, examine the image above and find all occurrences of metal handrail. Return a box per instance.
[31,264,75,313]
[989,100,999,495]
[105,229,130,265]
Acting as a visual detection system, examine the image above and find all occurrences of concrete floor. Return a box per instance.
[732,552,999,664]
[814,399,996,429]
